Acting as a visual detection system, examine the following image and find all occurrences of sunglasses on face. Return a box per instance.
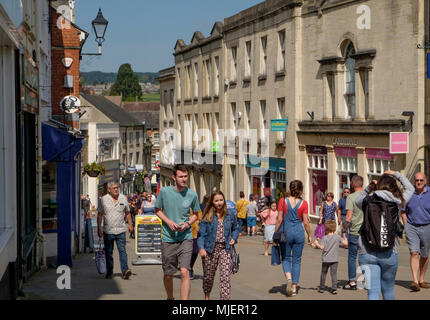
[415,179,425,182]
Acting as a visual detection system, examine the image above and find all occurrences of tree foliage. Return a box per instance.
[109,63,142,99]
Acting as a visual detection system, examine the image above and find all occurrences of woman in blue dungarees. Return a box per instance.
[275,180,312,297]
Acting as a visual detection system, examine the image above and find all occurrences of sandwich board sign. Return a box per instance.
[133,215,162,265]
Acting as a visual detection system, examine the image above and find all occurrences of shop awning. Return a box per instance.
[42,123,85,162]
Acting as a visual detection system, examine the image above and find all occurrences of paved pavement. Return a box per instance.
[21,227,430,300]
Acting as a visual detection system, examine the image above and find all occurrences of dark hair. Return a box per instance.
[240,191,245,198]
[270,200,277,207]
[289,180,303,198]
[376,175,405,206]
[249,194,254,201]
[324,220,337,234]
[202,191,227,223]
[173,164,188,176]
[326,192,334,198]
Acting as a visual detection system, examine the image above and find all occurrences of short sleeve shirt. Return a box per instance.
[236,199,249,219]
[346,192,364,236]
[246,203,258,217]
[260,209,278,225]
[338,197,347,216]
[155,186,200,242]
[98,194,130,235]
[277,198,309,222]
[320,234,343,263]
[405,186,430,226]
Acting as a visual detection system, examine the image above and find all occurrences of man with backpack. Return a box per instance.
[355,170,414,300]
[341,175,364,290]
[402,172,430,292]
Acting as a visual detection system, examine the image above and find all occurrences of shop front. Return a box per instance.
[306,146,328,216]
[246,155,286,202]
[366,148,394,182]
[335,147,358,199]
[42,122,85,267]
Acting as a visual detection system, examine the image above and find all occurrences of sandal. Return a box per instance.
[331,289,338,295]
[286,279,293,297]
[318,287,324,293]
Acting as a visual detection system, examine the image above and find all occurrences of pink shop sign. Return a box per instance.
[334,147,357,158]
[366,148,393,160]
[390,132,409,154]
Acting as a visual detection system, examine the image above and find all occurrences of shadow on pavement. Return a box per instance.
[395,280,414,290]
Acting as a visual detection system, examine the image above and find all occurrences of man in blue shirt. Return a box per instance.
[337,188,350,224]
[402,172,430,292]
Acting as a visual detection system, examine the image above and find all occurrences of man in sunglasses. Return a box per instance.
[402,172,430,292]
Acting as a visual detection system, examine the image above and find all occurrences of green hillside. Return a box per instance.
[81,71,159,85]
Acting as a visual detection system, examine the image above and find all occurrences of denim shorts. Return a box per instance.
[405,222,430,258]
[247,216,257,227]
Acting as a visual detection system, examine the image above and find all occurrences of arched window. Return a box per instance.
[344,43,356,119]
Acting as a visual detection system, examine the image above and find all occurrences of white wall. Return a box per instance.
[0,29,17,278]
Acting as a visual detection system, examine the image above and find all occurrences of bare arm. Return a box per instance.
[274,211,283,232]
[303,213,312,244]
[342,209,353,234]
[97,211,103,238]
[155,208,179,231]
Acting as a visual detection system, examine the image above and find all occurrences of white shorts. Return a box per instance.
[264,225,276,242]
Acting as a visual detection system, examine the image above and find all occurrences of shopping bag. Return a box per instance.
[314,223,325,239]
[230,245,240,274]
[271,245,281,266]
[95,238,106,274]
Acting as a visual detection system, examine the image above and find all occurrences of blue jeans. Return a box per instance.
[341,215,349,237]
[280,227,305,284]
[359,250,398,300]
[85,218,94,251]
[104,232,129,274]
[347,234,359,281]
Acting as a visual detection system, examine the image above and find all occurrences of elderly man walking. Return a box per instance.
[97,182,134,279]
[402,172,430,291]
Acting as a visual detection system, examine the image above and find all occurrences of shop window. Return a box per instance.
[367,158,394,181]
[42,162,57,232]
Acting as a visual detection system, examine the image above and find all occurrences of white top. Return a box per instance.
[98,194,130,235]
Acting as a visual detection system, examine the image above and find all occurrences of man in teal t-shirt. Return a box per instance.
[155,164,200,300]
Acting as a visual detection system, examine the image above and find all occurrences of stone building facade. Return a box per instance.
[161,0,429,212]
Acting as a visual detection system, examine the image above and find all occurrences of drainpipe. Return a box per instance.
[35,0,46,270]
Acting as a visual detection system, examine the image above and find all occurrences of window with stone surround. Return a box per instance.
[344,43,356,120]
[261,36,267,76]
[231,47,237,82]
[278,31,285,72]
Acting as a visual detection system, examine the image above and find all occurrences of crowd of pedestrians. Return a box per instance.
[90,164,430,300]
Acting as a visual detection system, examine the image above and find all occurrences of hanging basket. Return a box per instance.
[87,170,100,177]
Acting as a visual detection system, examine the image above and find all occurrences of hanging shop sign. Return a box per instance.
[60,95,81,114]
[390,132,409,154]
[271,118,288,132]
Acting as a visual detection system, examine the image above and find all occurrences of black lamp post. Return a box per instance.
[82,8,108,56]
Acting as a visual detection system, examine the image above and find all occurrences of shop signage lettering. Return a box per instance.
[271,119,288,132]
[332,138,358,146]
[390,132,409,154]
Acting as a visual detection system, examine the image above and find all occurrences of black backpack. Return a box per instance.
[360,194,397,251]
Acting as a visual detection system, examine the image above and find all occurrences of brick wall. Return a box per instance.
[50,7,83,128]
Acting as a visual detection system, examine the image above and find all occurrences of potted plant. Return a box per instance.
[83,162,106,177]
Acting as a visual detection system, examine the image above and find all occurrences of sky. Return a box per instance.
[75,0,263,73]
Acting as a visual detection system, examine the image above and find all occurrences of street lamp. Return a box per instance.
[82,8,108,56]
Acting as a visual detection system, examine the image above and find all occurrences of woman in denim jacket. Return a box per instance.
[197,191,240,300]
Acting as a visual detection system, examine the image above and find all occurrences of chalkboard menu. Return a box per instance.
[135,215,162,254]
